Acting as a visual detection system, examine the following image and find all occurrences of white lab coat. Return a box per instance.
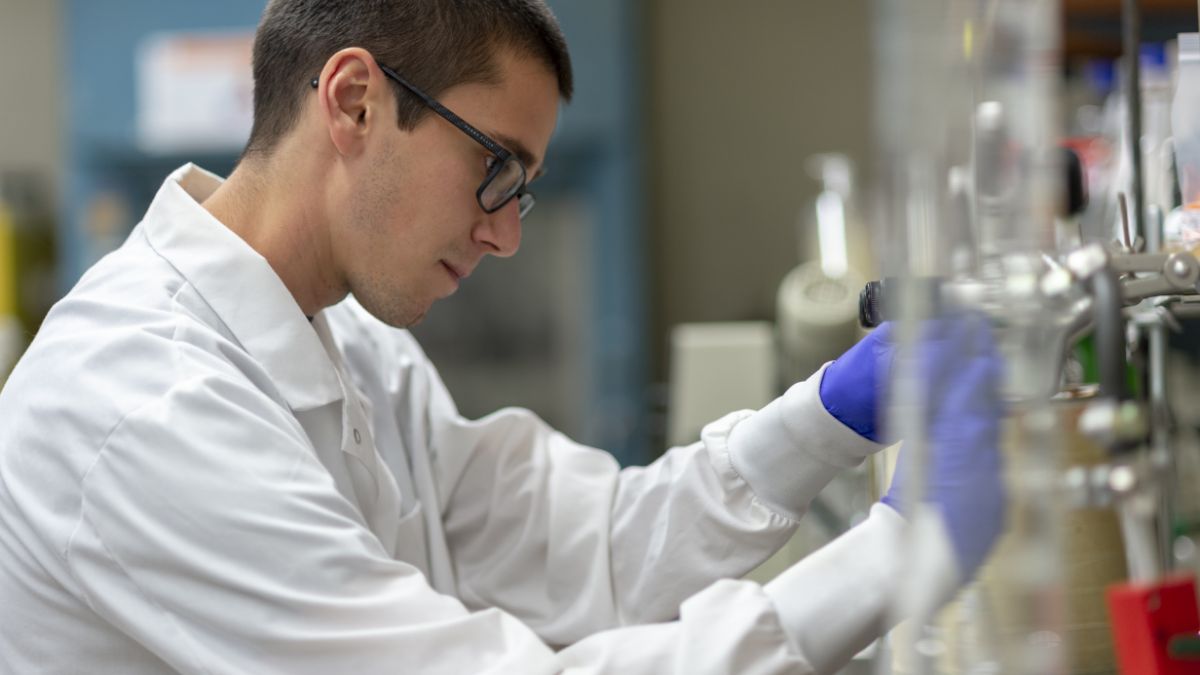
[0,165,958,674]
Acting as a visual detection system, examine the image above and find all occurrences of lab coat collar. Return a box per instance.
[142,164,344,412]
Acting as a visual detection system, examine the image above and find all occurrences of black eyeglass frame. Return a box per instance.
[310,66,534,218]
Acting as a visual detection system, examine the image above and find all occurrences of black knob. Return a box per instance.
[859,280,884,328]
[1062,146,1087,217]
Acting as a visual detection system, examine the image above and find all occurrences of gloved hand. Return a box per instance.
[819,322,894,442]
[880,316,1006,580]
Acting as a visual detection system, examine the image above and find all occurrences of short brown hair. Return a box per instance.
[244,0,573,158]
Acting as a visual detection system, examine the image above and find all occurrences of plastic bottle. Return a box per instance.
[776,155,871,383]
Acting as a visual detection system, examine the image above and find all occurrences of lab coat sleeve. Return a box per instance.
[63,371,817,674]
[727,363,885,520]
[764,503,962,674]
[421,343,881,646]
[66,374,555,673]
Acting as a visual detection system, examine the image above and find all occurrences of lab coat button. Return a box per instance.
[353,428,362,444]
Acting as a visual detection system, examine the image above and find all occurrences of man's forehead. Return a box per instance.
[452,51,558,178]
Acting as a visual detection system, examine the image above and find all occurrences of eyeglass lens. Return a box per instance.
[480,155,526,211]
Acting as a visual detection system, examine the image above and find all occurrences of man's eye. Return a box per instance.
[484,155,498,172]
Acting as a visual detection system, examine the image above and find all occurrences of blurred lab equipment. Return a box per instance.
[777,154,872,385]
[0,172,56,384]
[861,0,1200,673]
[666,321,776,447]
[0,198,18,382]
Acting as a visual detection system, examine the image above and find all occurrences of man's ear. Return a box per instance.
[314,47,388,158]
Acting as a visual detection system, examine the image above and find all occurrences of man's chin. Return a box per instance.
[352,291,429,329]
[405,309,428,327]
[382,307,426,329]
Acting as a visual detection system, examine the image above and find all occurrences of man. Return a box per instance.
[0,1,1004,673]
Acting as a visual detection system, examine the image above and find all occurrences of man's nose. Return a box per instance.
[475,199,522,258]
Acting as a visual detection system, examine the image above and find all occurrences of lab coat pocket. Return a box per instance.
[388,502,431,580]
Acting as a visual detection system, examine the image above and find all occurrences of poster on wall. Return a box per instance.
[136,29,254,154]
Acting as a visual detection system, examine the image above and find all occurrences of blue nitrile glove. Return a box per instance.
[881,316,1006,580]
[819,322,895,442]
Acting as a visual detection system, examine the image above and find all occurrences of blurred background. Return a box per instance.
[0,0,1196,469]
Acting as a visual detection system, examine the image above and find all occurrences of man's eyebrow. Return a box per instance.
[492,132,540,175]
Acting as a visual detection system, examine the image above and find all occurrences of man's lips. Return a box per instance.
[441,260,469,281]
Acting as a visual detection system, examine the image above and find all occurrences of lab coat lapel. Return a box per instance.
[141,164,342,413]
[144,164,428,577]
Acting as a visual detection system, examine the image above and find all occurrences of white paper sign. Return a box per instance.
[136,30,255,153]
